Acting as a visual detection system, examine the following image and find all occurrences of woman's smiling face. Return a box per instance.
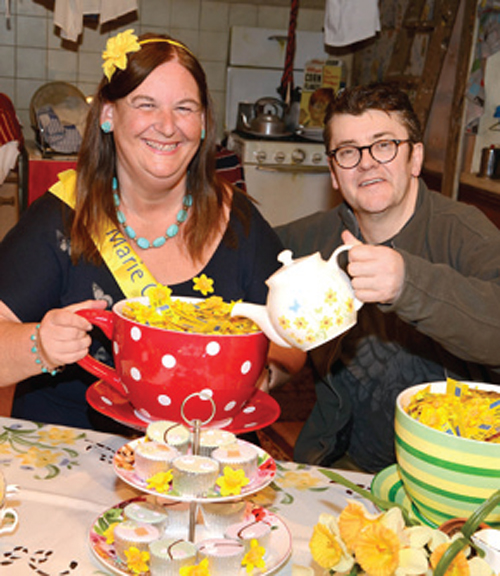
[101,58,204,190]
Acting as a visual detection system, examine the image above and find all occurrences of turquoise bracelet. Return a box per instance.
[30,323,61,377]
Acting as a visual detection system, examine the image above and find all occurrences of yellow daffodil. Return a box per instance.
[193,274,215,296]
[103,522,119,545]
[179,558,210,576]
[431,542,471,576]
[338,500,381,551]
[354,507,432,576]
[124,546,149,575]
[242,538,266,574]
[216,466,250,497]
[146,470,173,493]
[309,513,355,572]
[102,29,141,81]
[146,285,172,308]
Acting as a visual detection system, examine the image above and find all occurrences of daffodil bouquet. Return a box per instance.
[309,471,500,576]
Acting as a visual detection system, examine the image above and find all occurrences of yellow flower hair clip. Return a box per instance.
[102,29,195,82]
[102,29,141,81]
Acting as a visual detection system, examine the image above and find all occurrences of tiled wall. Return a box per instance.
[0,0,325,142]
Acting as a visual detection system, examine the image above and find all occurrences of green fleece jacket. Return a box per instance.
[275,179,500,472]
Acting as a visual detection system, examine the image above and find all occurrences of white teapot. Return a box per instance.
[231,245,363,351]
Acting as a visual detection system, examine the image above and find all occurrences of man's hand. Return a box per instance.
[342,230,405,304]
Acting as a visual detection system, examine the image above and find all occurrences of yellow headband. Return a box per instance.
[102,29,194,81]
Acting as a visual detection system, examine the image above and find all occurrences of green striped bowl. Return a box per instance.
[395,381,500,527]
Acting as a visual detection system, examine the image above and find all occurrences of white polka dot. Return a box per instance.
[224,401,236,412]
[241,361,252,374]
[206,341,221,356]
[162,354,176,369]
[158,395,172,406]
[131,326,142,341]
[243,405,256,414]
[200,389,213,400]
[113,341,120,355]
[244,421,258,429]
[130,367,141,381]
[101,395,113,406]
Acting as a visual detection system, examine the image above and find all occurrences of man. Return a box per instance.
[275,82,500,473]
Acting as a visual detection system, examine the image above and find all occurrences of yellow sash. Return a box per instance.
[49,169,158,298]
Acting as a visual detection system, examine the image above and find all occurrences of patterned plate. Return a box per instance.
[113,438,276,503]
[89,495,292,576]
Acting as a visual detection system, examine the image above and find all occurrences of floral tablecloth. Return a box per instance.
[0,416,374,575]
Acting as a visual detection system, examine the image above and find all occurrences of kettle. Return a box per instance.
[240,97,288,137]
[231,246,363,351]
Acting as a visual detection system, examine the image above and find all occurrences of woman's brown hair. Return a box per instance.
[71,32,232,264]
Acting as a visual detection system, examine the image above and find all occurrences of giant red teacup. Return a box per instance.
[77,297,269,426]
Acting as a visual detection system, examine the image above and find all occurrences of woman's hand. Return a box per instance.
[36,299,108,370]
[341,230,405,304]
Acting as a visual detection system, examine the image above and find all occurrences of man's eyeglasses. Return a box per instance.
[326,139,412,169]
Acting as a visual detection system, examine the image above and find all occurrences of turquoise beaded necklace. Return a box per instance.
[112,177,193,250]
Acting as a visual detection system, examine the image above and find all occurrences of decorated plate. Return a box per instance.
[113,438,276,503]
[89,495,292,576]
[87,380,281,435]
[370,464,437,527]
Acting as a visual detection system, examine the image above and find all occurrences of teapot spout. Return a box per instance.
[231,302,291,348]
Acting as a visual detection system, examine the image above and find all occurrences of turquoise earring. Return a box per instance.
[101,121,112,133]
[201,128,206,141]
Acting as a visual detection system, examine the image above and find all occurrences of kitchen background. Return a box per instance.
[0,0,334,140]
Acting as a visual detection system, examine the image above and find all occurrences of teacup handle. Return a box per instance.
[0,507,18,535]
[328,244,363,311]
[76,309,123,394]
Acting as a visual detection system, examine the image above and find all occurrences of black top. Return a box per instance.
[0,190,283,432]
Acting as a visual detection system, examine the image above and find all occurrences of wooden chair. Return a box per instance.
[0,385,15,416]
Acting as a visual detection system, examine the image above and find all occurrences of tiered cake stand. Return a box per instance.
[88,392,292,575]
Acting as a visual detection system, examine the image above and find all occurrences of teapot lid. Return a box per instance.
[266,249,323,285]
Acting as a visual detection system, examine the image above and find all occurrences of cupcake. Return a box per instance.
[158,500,192,533]
[113,520,160,563]
[149,537,197,576]
[198,429,236,457]
[211,440,259,481]
[134,441,179,481]
[171,455,219,496]
[197,537,245,575]
[225,518,272,552]
[123,500,168,533]
[200,500,248,537]
[146,421,191,454]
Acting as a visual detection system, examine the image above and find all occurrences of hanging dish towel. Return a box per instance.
[0,93,23,185]
[54,0,138,42]
[324,0,381,47]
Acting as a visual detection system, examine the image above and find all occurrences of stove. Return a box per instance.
[226,131,342,227]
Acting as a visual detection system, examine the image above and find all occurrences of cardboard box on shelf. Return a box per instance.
[299,59,344,128]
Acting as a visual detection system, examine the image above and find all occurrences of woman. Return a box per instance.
[0,30,303,430]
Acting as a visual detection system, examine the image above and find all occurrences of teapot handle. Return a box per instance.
[328,244,363,311]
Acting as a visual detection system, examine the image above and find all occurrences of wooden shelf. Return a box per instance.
[460,172,500,197]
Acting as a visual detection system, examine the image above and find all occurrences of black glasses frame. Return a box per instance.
[326,138,412,169]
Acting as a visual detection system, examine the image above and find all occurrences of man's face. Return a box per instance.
[328,110,423,236]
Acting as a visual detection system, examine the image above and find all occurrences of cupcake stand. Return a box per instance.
[88,391,292,575]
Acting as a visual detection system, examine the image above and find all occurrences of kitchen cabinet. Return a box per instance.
[422,168,500,230]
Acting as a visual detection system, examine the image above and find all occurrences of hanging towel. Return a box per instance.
[0,93,23,185]
[54,0,138,43]
[324,0,381,47]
